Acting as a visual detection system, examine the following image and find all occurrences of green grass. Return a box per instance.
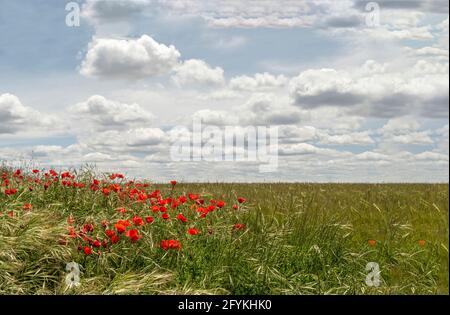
[0,168,448,295]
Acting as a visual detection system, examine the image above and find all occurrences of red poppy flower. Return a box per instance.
[114,223,127,234]
[125,229,141,242]
[92,240,101,248]
[162,213,170,220]
[117,219,130,227]
[170,180,177,186]
[84,246,92,255]
[160,239,181,250]
[105,229,115,238]
[176,213,188,223]
[23,203,32,211]
[5,188,17,196]
[32,169,40,174]
[188,193,199,201]
[237,197,246,204]
[151,205,159,212]
[132,216,144,226]
[187,228,200,235]
[111,234,120,244]
[216,200,225,208]
[145,216,154,224]
[233,223,246,231]
[83,223,94,233]
[232,204,238,210]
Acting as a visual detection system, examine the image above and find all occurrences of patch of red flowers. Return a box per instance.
[160,239,181,250]
[2,168,248,258]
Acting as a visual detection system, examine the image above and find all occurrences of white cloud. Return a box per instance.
[80,35,181,79]
[191,109,238,126]
[229,72,288,91]
[69,95,155,130]
[380,116,421,134]
[0,93,58,135]
[172,59,225,86]
[289,60,449,118]
[389,132,434,145]
[319,131,375,145]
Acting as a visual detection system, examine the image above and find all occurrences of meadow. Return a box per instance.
[0,167,448,295]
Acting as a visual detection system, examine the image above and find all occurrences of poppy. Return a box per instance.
[232,204,238,210]
[68,227,77,238]
[32,170,40,174]
[111,234,120,244]
[216,200,225,208]
[84,246,92,255]
[187,228,200,235]
[115,223,127,234]
[23,204,32,211]
[162,213,170,220]
[176,213,188,223]
[105,229,115,238]
[160,239,181,250]
[132,216,144,226]
[5,188,17,196]
[233,223,246,231]
[125,229,141,242]
[83,223,94,233]
[151,205,159,212]
[237,197,246,204]
[145,216,154,224]
[418,240,426,247]
[92,240,101,248]
[188,194,199,201]
[170,180,177,186]
[178,196,187,203]
[368,239,377,247]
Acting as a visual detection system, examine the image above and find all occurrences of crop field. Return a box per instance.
[0,167,448,295]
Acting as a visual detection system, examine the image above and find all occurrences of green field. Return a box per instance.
[0,168,448,295]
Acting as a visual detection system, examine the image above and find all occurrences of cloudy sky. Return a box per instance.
[0,0,448,182]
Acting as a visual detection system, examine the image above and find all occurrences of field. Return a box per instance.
[0,167,448,295]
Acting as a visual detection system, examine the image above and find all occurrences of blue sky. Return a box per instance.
[0,0,448,182]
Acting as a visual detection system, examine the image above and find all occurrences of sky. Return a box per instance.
[0,0,448,182]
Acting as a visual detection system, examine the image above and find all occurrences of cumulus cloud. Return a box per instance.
[172,59,225,86]
[318,131,375,145]
[80,35,181,79]
[0,93,58,135]
[84,128,166,152]
[229,73,288,91]
[388,132,434,145]
[290,60,449,118]
[69,95,155,130]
